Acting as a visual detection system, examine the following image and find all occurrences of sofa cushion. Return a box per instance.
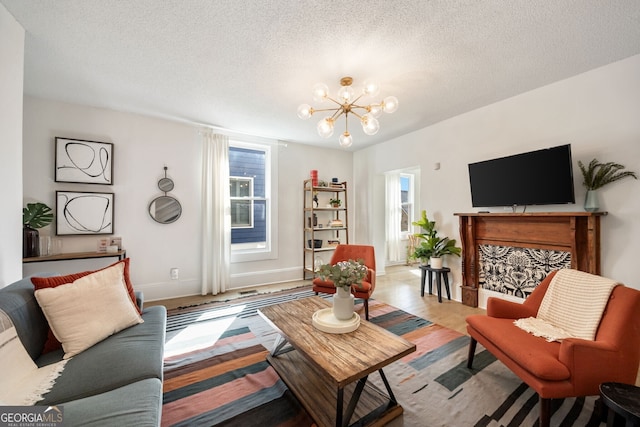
[34,262,143,359]
[59,378,162,427]
[31,258,141,355]
[36,306,166,405]
[0,275,54,359]
[466,314,570,381]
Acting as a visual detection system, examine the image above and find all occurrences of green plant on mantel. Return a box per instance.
[329,198,341,207]
[23,202,53,229]
[578,159,637,190]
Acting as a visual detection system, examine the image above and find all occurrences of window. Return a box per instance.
[230,177,253,228]
[228,141,278,261]
[400,174,414,236]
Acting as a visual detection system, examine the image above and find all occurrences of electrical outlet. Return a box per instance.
[170,268,179,280]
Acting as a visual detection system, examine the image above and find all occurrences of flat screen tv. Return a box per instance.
[468,144,575,208]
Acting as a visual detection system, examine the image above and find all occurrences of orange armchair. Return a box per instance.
[312,244,376,319]
[466,270,640,427]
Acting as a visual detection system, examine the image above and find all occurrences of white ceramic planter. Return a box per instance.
[430,257,443,269]
[332,286,355,320]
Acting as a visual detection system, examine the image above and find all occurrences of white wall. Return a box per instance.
[0,4,24,287]
[22,97,353,300]
[355,54,640,306]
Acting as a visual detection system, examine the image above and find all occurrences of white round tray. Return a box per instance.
[312,308,360,334]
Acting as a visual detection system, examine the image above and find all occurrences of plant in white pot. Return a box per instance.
[578,159,637,212]
[411,210,461,268]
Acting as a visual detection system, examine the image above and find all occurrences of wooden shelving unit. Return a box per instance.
[303,179,348,279]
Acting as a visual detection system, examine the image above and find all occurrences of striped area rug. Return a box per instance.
[161,287,605,427]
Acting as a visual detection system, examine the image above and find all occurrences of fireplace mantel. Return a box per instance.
[454,212,606,307]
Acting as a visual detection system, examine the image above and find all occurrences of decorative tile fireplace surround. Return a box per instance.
[455,212,605,307]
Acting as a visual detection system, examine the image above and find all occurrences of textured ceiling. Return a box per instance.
[3,0,640,150]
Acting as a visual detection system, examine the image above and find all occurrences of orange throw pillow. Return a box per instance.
[31,258,141,354]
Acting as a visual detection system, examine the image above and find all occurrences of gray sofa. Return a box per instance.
[0,275,166,426]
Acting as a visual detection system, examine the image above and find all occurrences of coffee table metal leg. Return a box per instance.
[378,369,397,404]
[270,334,291,356]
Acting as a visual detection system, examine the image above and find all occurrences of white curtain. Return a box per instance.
[201,132,231,295]
[385,172,402,262]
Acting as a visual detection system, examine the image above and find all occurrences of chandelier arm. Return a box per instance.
[331,109,345,120]
[350,103,374,111]
[349,110,364,119]
[324,95,345,107]
[312,107,343,114]
[351,94,365,104]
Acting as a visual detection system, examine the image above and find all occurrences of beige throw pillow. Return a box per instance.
[35,262,143,359]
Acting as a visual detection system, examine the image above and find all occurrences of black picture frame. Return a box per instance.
[55,137,114,185]
[56,191,114,235]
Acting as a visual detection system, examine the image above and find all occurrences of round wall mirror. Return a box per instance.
[158,177,174,192]
[149,166,182,224]
[149,196,182,224]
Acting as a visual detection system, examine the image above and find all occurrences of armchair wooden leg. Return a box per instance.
[539,397,551,427]
[364,299,369,320]
[467,337,477,369]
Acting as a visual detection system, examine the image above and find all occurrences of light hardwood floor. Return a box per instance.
[146,264,486,334]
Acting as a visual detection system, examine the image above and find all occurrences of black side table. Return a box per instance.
[419,265,451,303]
[600,382,640,426]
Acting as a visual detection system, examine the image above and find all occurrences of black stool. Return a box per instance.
[419,265,451,303]
[600,382,640,426]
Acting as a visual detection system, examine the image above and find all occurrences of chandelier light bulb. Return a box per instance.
[368,104,382,118]
[337,85,355,103]
[297,104,313,120]
[339,132,353,148]
[362,80,380,98]
[361,114,380,135]
[382,96,399,113]
[312,83,329,102]
[317,117,334,138]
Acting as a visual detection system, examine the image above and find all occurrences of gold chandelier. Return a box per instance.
[297,76,399,148]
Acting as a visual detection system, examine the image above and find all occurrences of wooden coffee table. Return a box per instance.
[258,296,416,427]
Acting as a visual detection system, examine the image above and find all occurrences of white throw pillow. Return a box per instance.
[35,262,143,359]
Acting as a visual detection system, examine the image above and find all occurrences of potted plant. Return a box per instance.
[317,259,368,320]
[329,198,341,208]
[411,210,461,268]
[578,159,637,211]
[23,202,54,257]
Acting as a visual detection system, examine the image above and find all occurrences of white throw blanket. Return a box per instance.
[0,310,68,405]
[514,269,618,342]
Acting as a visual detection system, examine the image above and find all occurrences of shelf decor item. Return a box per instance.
[578,159,637,212]
[317,259,368,320]
[23,202,54,258]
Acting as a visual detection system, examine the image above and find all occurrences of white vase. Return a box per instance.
[430,257,443,269]
[332,286,355,320]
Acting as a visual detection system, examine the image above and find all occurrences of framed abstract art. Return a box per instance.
[55,137,114,185]
[56,191,114,235]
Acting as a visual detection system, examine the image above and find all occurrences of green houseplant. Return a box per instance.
[578,159,637,211]
[329,198,341,208]
[23,202,54,258]
[411,210,461,268]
